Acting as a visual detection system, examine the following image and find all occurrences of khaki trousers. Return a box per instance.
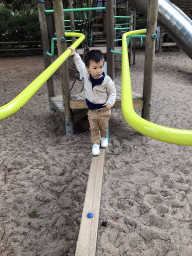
[88,108,111,144]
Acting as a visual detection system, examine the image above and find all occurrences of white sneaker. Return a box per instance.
[101,138,108,148]
[92,144,100,156]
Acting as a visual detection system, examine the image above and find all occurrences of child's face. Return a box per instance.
[86,59,104,79]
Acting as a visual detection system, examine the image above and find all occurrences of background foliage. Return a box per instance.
[0,1,146,43]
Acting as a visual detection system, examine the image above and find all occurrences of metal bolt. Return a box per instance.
[151,33,156,39]
[149,101,152,106]
[60,37,65,42]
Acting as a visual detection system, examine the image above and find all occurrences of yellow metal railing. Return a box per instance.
[121,29,192,146]
[0,32,85,121]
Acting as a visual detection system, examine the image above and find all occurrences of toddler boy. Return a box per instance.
[69,47,116,156]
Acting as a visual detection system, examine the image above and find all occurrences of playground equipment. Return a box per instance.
[0,33,85,121]
[122,29,192,146]
[1,0,192,255]
[129,0,192,59]
[36,0,144,137]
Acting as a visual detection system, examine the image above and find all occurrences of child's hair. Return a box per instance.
[84,50,104,67]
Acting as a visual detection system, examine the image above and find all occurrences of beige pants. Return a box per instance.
[88,108,111,144]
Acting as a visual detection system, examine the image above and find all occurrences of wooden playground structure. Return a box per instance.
[37,0,158,255]
[37,0,149,136]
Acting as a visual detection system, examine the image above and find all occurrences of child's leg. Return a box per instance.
[99,109,111,138]
[88,110,100,144]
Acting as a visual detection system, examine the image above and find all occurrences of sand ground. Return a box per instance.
[1,49,192,256]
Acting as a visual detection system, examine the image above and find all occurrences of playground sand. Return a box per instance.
[1,50,192,255]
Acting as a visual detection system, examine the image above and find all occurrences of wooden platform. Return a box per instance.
[50,84,143,120]
[76,46,122,55]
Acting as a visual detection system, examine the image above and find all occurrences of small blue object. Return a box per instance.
[60,37,65,42]
[151,33,156,39]
[87,213,93,218]
[37,0,45,4]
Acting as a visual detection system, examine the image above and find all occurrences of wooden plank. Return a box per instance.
[51,89,143,112]
[0,41,42,44]
[70,99,143,109]
[92,32,104,36]
[76,46,122,55]
[161,42,177,47]
[92,24,103,27]
[92,40,107,43]
[75,148,106,256]
[70,100,87,109]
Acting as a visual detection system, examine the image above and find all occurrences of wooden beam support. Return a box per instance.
[106,0,115,79]
[68,0,76,43]
[37,1,54,98]
[53,0,74,135]
[75,149,106,256]
[142,0,159,121]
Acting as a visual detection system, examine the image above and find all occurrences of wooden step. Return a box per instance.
[92,31,104,36]
[92,40,107,43]
[92,24,103,27]
[94,15,103,19]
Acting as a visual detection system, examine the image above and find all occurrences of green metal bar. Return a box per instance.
[114,16,131,18]
[114,27,130,30]
[45,7,106,13]
[127,34,146,47]
[115,23,130,26]
[65,29,80,32]
[64,20,83,22]
[46,36,73,57]
[46,37,57,57]
[111,50,122,54]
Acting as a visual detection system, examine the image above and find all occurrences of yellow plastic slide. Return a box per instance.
[0,32,85,121]
[121,29,192,146]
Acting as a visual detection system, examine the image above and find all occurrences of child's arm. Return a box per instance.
[68,47,86,77]
[105,77,116,109]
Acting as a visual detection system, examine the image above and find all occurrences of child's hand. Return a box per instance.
[68,47,76,56]
[103,103,111,110]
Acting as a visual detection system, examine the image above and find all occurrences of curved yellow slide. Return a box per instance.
[0,32,85,121]
[121,29,192,146]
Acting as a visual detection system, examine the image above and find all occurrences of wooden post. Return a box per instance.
[102,0,106,39]
[142,0,159,120]
[129,11,133,65]
[126,0,129,28]
[106,0,115,79]
[87,0,91,19]
[133,7,137,65]
[68,0,76,44]
[45,0,54,41]
[37,0,54,99]
[53,0,74,135]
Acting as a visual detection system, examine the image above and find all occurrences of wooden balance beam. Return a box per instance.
[75,148,106,256]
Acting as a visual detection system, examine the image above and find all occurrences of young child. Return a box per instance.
[69,47,116,156]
